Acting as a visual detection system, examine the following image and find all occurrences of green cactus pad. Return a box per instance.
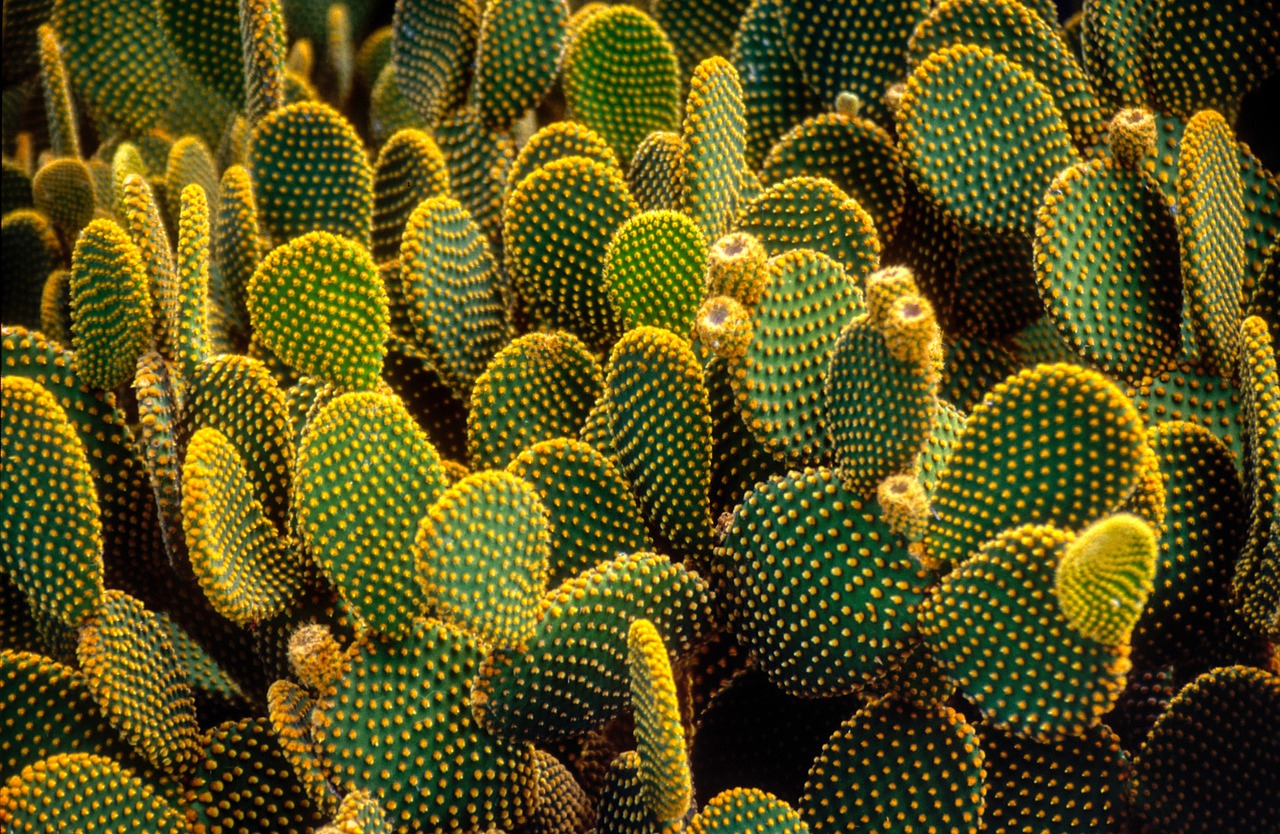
[166,136,220,219]
[1132,665,1280,834]
[653,0,750,85]
[936,334,1020,414]
[37,26,79,159]
[918,523,1131,740]
[467,330,603,470]
[604,210,708,335]
[472,0,568,130]
[1054,514,1157,645]
[898,43,1080,236]
[250,102,373,246]
[595,749,655,834]
[741,249,864,464]
[606,326,715,554]
[472,551,715,743]
[1,210,60,331]
[1236,316,1279,638]
[0,753,188,834]
[1127,360,1245,464]
[1034,156,1182,381]
[1079,0,1152,110]
[33,159,95,237]
[297,391,446,637]
[918,400,966,499]
[391,0,479,125]
[152,609,249,722]
[371,128,450,263]
[1,160,32,216]
[67,218,152,391]
[738,177,881,286]
[159,0,244,108]
[182,427,310,626]
[435,108,515,241]
[688,788,807,834]
[399,195,506,398]
[505,155,635,350]
[1176,109,1245,375]
[923,363,1146,569]
[240,0,287,123]
[266,679,335,813]
[507,438,652,587]
[76,590,199,774]
[563,6,680,164]
[323,789,392,834]
[705,355,787,519]
[214,165,267,324]
[527,749,594,834]
[627,130,682,213]
[311,618,537,831]
[799,699,983,834]
[509,120,619,197]
[173,184,212,380]
[248,231,388,391]
[628,619,691,823]
[718,468,931,697]
[116,173,186,366]
[680,57,747,244]
[0,376,103,628]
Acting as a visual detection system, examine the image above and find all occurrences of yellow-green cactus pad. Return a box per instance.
[741,249,864,464]
[297,391,447,637]
[628,618,692,822]
[266,679,334,814]
[977,721,1127,833]
[166,136,219,215]
[918,400,966,500]
[116,173,180,360]
[187,717,327,834]
[182,427,310,627]
[738,177,880,286]
[472,0,568,130]
[604,209,708,335]
[918,523,1131,740]
[391,0,479,125]
[605,326,715,554]
[435,108,515,241]
[1054,514,1157,645]
[1132,665,1280,834]
[527,749,594,834]
[505,155,635,350]
[0,376,103,628]
[371,128,449,263]
[680,57,747,243]
[1034,156,1183,381]
[0,753,188,834]
[250,102,373,246]
[761,108,906,241]
[799,699,983,834]
[1176,109,1245,375]
[467,331,603,470]
[416,470,551,649]
[68,218,153,391]
[627,130,683,213]
[509,120,619,197]
[898,44,1080,236]
[718,468,931,698]
[688,788,807,834]
[472,551,715,743]
[32,158,95,237]
[1127,360,1245,464]
[214,165,267,324]
[399,195,506,399]
[909,0,1106,152]
[76,590,199,774]
[923,363,1146,569]
[37,25,79,159]
[173,184,212,380]
[240,0,287,123]
[563,5,680,163]
[1236,316,1279,638]
[1079,0,1151,110]
[1,209,60,331]
[322,789,391,834]
[369,64,424,147]
[326,3,354,106]
[311,618,537,832]
[248,231,388,391]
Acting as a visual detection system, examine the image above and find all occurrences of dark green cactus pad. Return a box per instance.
[741,249,864,464]
[32,159,94,238]
[898,43,1080,237]
[705,354,788,520]
[738,177,881,287]
[399,195,506,399]
[1080,0,1155,110]
[435,108,515,242]
[248,231,388,391]
[799,698,984,834]
[296,391,446,637]
[472,551,715,743]
[240,0,287,123]
[1,375,103,628]
[115,173,180,363]
[472,0,567,130]
[977,721,1127,833]
[653,0,750,85]
[595,750,656,834]
[1,159,33,215]
[312,618,537,832]
[505,156,635,350]
[604,209,707,335]
[391,0,479,126]
[166,136,220,219]
[187,716,327,834]
[627,130,682,213]
[152,609,249,724]
[1132,665,1280,834]
[67,218,152,392]
[0,753,188,833]
[606,326,716,555]
[1,209,60,331]
[250,102,373,246]
[936,334,1020,415]
[918,399,966,498]
[563,5,680,165]
[923,363,1146,569]
[371,128,450,263]
[173,184,212,380]
[507,438,652,587]
[1235,316,1279,639]
[628,619,691,823]
[468,330,603,470]
[266,679,335,814]
[324,789,392,834]
[688,788,806,834]
[369,64,425,147]
[918,523,1131,740]
[680,57,748,244]
[509,120,619,197]
[1034,156,1182,382]
[527,749,594,834]
[718,468,931,697]
[158,0,243,110]
[214,165,267,326]
[1126,360,1245,464]
[37,26,80,159]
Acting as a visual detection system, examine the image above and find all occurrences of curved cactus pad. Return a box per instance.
[688,788,808,834]
[312,618,537,831]
[391,0,478,125]
[918,523,1131,740]
[371,128,450,263]
[266,680,335,814]
[509,121,619,196]
[1236,315,1279,639]
[680,57,747,243]
[472,551,715,743]
[1054,514,1157,646]
[248,231,388,391]
[799,699,984,834]
[68,218,153,391]
[297,391,446,637]
[472,0,567,130]
[628,619,691,822]
[718,468,931,698]
[605,210,708,335]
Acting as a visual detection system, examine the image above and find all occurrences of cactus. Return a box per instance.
[68,218,153,390]
[510,120,619,197]
[627,129,683,212]
[472,0,567,131]
[0,210,60,330]
[627,618,692,823]
[680,57,748,243]
[371,128,449,263]
[604,210,707,335]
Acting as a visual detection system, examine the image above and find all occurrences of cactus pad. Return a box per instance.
[472,0,568,130]
[0,753,187,833]
[371,128,450,263]
[605,210,708,335]
[628,618,691,822]
[67,218,152,391]
[1054,514,1157,645]
[680,57,748,244]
